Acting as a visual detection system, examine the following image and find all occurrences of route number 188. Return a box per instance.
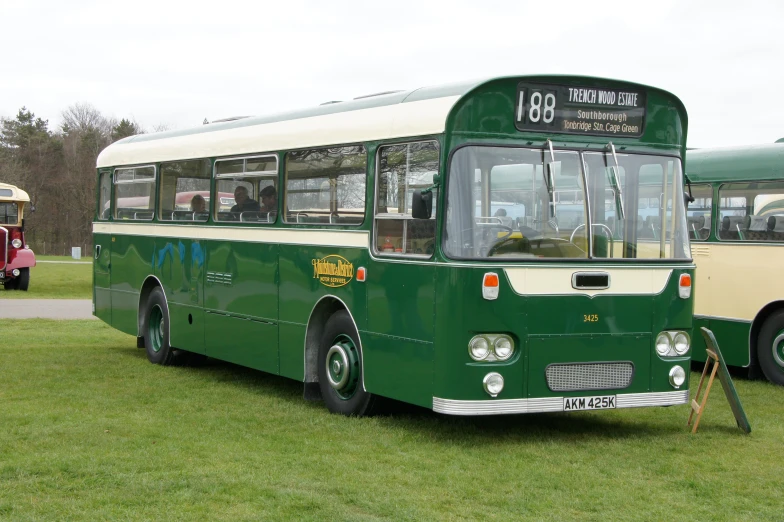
[517,90,556,124]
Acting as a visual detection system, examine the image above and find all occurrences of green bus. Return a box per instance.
[686,141,784,385]
[93,75,694,416]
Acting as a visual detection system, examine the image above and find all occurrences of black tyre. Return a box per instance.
[17,268,29,291]
[757,310,784,386]
[4,273,19,290]
[142,287,178,365]
[318,310,376,416]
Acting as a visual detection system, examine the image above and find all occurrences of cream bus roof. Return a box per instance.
[0,182,30,202]
[97,79,485,169]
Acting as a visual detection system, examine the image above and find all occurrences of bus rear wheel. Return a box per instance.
[318,310,376,416]
[757,310,784,386]
[142,287,178,366]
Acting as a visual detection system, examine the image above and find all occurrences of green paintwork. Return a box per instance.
[686,143,784,184]
[93,75,692,412]
[691,317,751,367]
[432,265,692,401]
[93,232,112,325]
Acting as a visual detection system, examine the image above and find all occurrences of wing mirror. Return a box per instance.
[412,190,433,219]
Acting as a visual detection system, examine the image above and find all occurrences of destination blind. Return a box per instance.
[514,82,646,137]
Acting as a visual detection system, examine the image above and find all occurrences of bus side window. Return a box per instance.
[158,159,211,222]
[374,141,439,256]
[685,184,712,240]
[98,172,112,220]
[284,146,366,226]
[114,166,156,221]
[215,155,278,224]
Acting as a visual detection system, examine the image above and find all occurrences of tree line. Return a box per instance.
[0,105,149,255]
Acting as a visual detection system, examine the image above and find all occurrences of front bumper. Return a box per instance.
[432,389,688,415]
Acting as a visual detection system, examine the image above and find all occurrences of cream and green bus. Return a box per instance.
[686,140,784,385]
[93,75,694,416]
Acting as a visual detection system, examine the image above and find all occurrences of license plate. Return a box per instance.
[563,395,616,411]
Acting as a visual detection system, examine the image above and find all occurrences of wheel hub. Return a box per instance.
[325,335,359,399]
[149,305,164,353]
[772,332,784,368]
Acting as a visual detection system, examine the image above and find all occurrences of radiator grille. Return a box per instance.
[546,363,633,392]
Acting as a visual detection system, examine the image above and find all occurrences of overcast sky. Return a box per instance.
[2,0,782,148]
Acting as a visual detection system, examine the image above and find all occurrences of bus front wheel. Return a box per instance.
[318,310,376,416]
[142,287,178,366]
[16,268,29,291]
[757,310,784,386]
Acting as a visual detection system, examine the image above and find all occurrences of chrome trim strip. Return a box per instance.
[693,314,752,324]
[432,390,688,416]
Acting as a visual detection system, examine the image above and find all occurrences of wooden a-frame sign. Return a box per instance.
[688,327,751,434]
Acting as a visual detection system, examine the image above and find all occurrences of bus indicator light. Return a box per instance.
[483,272,499,300]
[679,273,692,299]
[356,267,366,282]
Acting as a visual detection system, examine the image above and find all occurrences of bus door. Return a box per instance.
[94,171,112,323]
[0,226,7,277]
[364,141,439,407]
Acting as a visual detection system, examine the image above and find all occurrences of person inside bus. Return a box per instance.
[260,185,278,215]
[190,194,206,213]
[230,186,260,213]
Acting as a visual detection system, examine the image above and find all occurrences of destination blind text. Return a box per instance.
[567,88,640,108]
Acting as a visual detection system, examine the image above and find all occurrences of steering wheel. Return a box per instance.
[569,223,615,255]
[462,222,514,241]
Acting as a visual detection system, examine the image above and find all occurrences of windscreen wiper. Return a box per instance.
[546,140,558,219]
[606,142,626,220]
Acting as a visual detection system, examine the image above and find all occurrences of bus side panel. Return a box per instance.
[692,317,751,367]
[205,313,277,371]
[154,237,206,354]
[279,322,306,381]
[93,231,112,325]
[277,244,368,383]
[111,234,155,336]
[203,239,279,374]
[169,305,205,355]
[363,261,435,408]
[691,316,710,359]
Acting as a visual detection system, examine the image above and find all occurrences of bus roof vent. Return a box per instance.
[210,116,252,124]
[320,100,343,106]
[353,90,404,100]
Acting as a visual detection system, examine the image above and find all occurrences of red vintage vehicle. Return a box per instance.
[0,182,36,291]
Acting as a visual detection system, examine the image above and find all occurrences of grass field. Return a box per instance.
[1,320,781,520]
[1,256,91,299]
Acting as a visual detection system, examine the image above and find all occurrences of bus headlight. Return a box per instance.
[673,332,690,355]
[469,336,490,361]
[11,238,22,249]
[655,332,672,356]
[483,372,504,397]
[669,366,686,388]
[493,336,514,360]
